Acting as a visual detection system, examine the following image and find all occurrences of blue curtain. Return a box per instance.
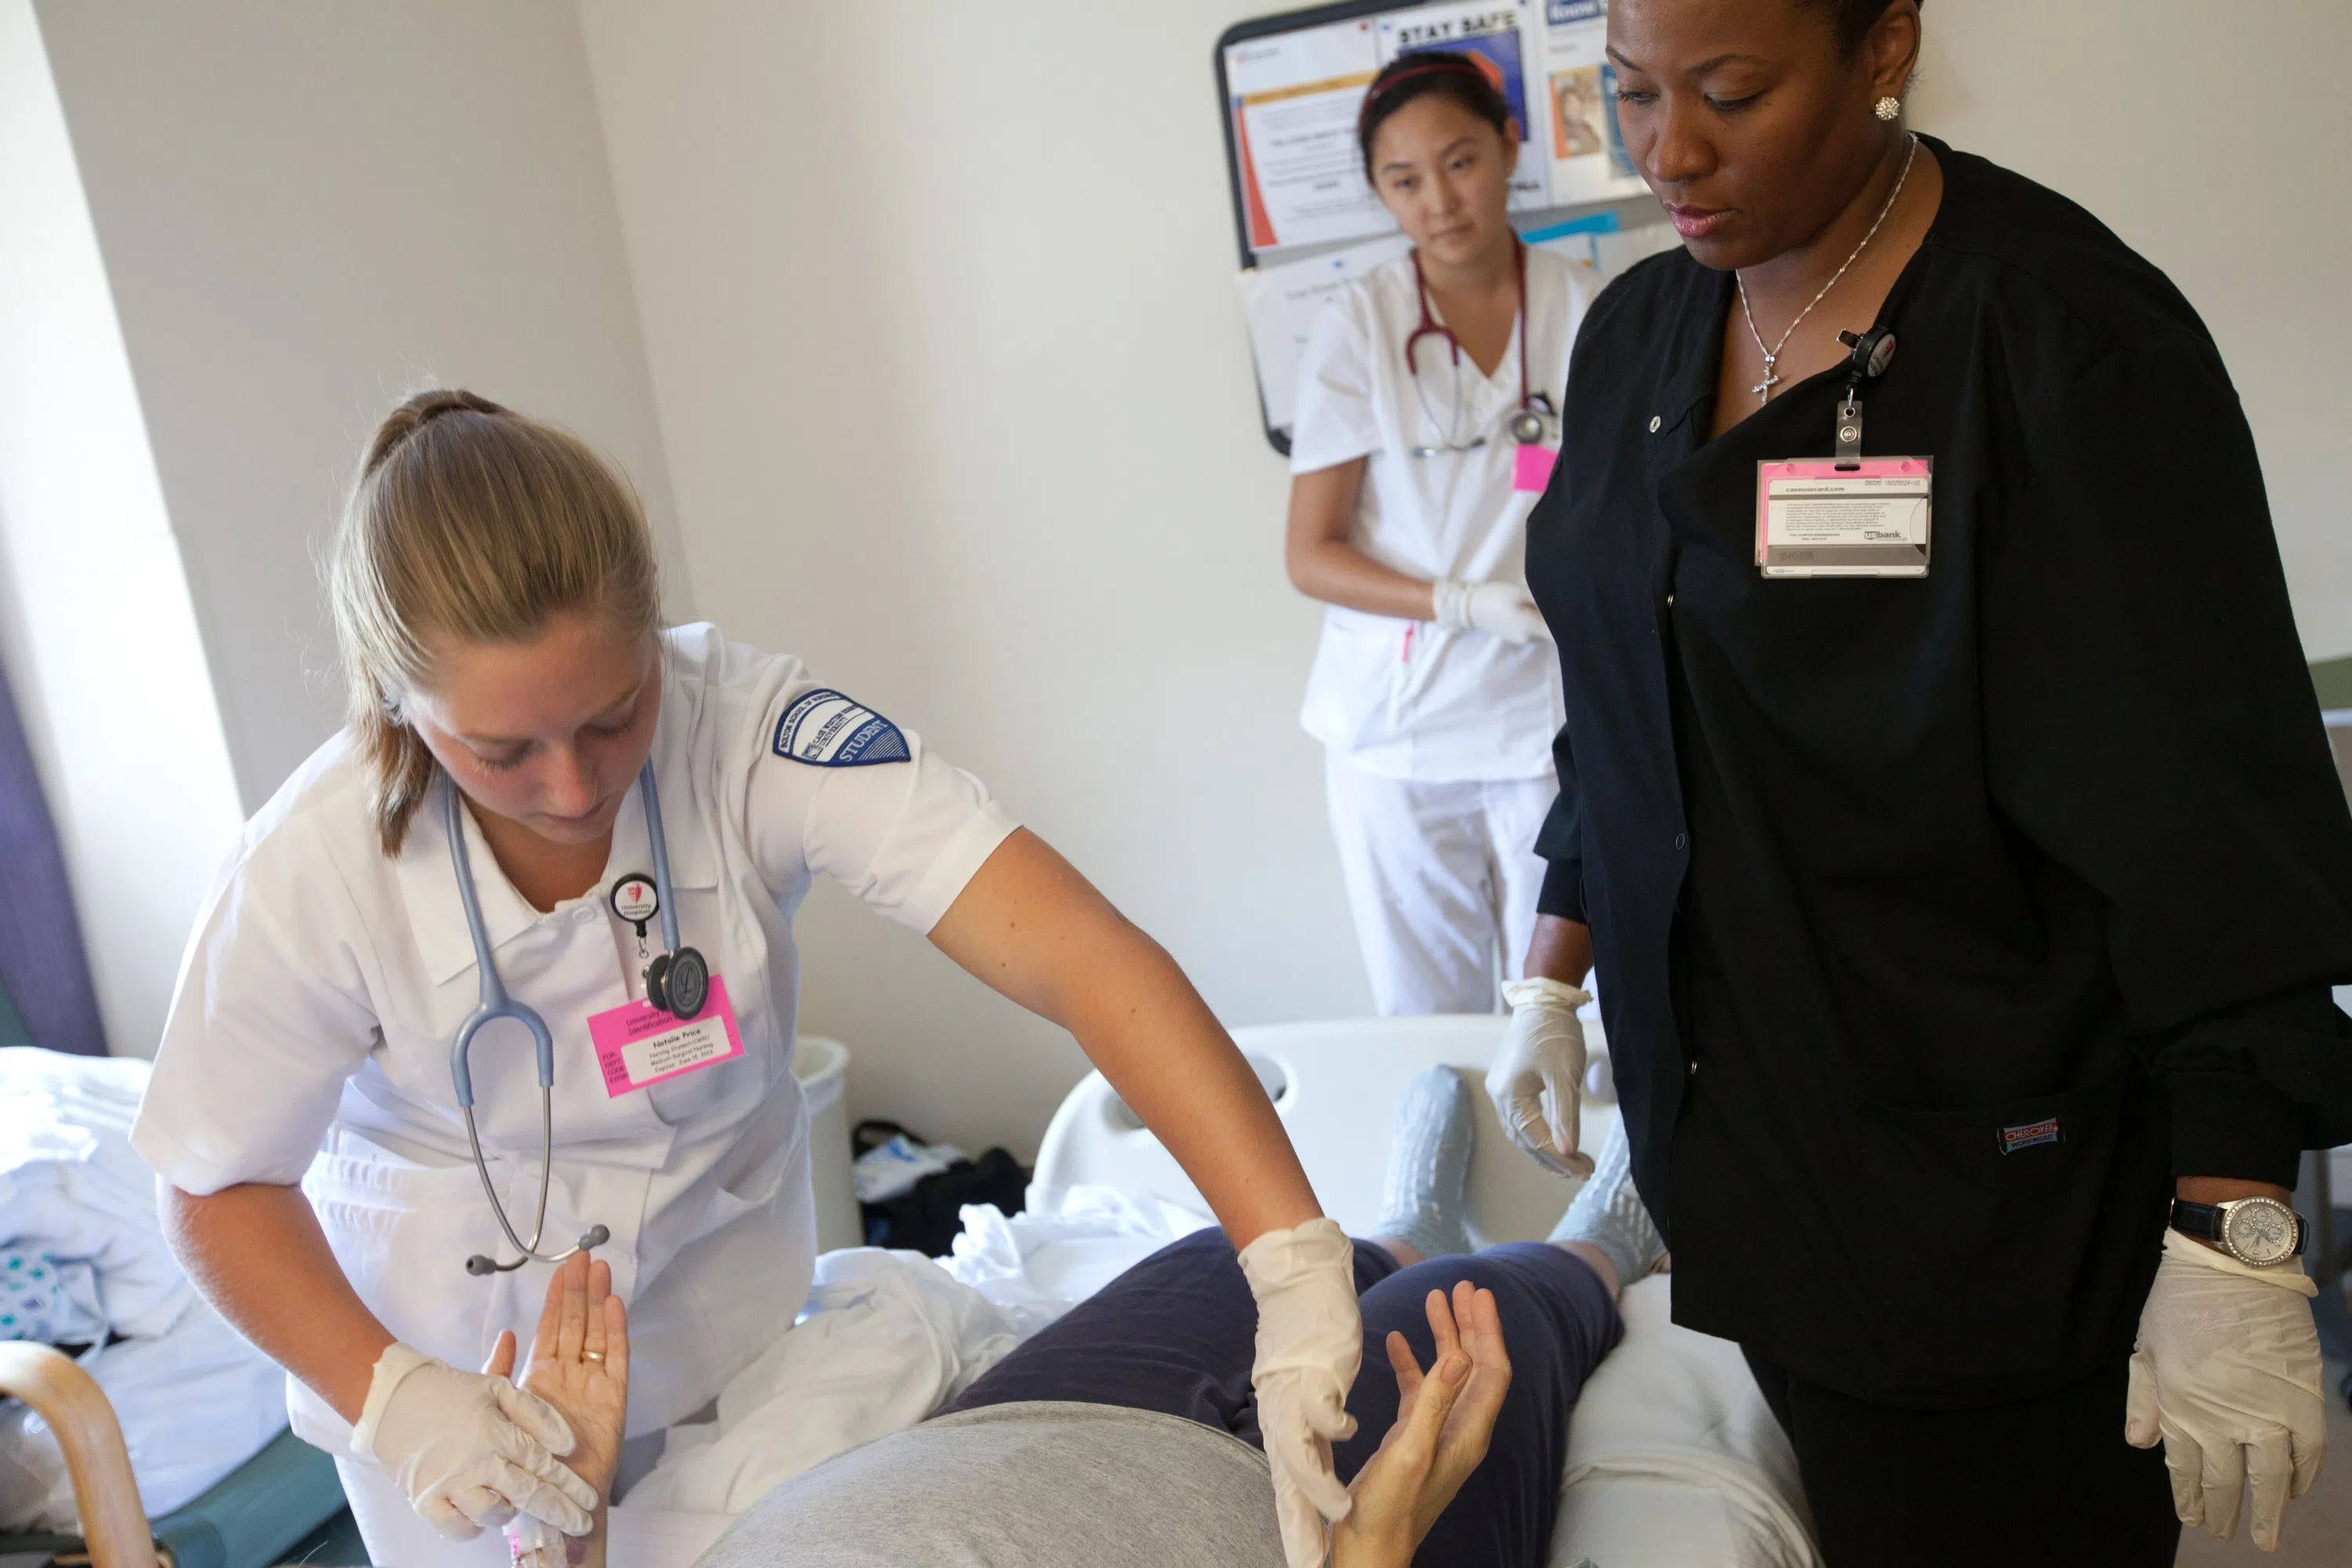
[0,658,106,1056]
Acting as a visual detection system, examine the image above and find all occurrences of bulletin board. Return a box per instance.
[1218,0,1666,452]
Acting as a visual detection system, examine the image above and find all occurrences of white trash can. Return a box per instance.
[793,1036,862,1254]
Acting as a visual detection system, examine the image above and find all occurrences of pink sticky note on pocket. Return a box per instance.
[1514,443,1558,493]
[587,974,746,1096]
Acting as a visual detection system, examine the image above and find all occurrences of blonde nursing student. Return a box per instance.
[133,391,1360,1568]
[1285,53,1599,1021]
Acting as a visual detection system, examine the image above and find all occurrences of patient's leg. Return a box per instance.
[1341,1245,1620,1568]
[938,1224,1402,1431]
[945,1073,1654,1568]
[1341,1123,1662,1568]
[1543,1120,1664,1297]
[942,1068,1478,1428]
[1366,1065,1476,1268]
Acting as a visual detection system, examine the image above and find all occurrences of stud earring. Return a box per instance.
[1875,96,1902,122]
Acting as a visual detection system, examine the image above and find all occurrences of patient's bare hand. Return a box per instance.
[1330,1281,1512,1568]
[484,1253,630,1503]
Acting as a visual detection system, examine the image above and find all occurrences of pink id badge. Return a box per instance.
[1754,457,1932,578]
[1512,442,1558,493]
[588,974,746,1096]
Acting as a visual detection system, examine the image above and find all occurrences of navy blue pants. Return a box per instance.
[942,1229,1621,1568]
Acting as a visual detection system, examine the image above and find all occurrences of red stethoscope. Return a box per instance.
[1403,238,1558,459]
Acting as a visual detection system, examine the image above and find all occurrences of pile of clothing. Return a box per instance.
[602,1184,1207,1563]
[0,1047,287,1533]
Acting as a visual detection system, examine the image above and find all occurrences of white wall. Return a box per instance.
[15,0,2337,1127]
[578,0,1373,1157]
[1911,0,2352,656]
[579,0,2352,1158]
[0,0,245,1060]
[31,0,694,812]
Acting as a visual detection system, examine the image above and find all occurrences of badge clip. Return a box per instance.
[1834,394,1864,470]
[1831,327,1894,472]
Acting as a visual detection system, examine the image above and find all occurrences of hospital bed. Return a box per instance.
[1034,1014,1821,1568]
[0,1349,343,1568]
[0,1021,1820,1568]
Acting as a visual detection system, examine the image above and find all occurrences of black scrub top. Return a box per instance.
[1529,137,2352,1407]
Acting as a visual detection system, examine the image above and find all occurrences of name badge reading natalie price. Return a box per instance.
[1755,458,1933,579]
[586,974,746,1097]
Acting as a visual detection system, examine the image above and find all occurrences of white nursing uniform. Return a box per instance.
[132,624,1016,1564]
[1291,245,1598,1016]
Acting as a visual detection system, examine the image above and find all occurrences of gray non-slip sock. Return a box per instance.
[1373,1065,1475,1261]
[1548,1120,1664,1289]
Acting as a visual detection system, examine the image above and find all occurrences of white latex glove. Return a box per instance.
[350,1341,600,1540]
[1239,1218,1363,1568]
[1432,579,1548,645]
[1486,978,1595,1178]
[2125,1229,2326,1552]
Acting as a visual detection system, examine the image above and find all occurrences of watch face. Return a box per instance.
[2223,1200,2297,1266]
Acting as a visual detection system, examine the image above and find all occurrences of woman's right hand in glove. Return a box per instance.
[350,1338,600,1539]
[1432,579,1550,644]
[1486,977,1595,1178]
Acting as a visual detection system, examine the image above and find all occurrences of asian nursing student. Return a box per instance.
[1505,0,2352,1563]
[132,391,1360,1568]
[1283,54,1602,1178]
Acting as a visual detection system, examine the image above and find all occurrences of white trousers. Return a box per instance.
[336,1454,514,1568]
[1323,749,1555,1016]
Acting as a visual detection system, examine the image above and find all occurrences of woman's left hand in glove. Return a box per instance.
[2125,1229,2325,1552]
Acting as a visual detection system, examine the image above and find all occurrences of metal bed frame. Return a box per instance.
[0,1349,343,1568]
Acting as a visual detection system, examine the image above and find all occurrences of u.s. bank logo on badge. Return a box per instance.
[773,688,912,767]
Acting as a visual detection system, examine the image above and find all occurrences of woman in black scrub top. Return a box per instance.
[1511,0,2352,1562]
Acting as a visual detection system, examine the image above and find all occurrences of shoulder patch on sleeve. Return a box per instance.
[772,689,912,767]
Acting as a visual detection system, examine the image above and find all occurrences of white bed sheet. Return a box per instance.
[615,1187,1213,1563]
[0,1049,291,1532]
[623,1012,1825,1567]
[1551,1276,1818,1568]
[620,1181,1817,1568]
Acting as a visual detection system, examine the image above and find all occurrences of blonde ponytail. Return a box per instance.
[328,390,661,856]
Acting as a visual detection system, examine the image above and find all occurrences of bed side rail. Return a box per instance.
[0,1342,162,1568]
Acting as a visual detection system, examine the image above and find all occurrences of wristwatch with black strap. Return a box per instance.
[2168,1196,2305,1269]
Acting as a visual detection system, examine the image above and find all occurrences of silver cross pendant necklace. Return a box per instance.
[1737,132,1919,405]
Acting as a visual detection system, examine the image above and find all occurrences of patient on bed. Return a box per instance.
[510,1069,1662,1568]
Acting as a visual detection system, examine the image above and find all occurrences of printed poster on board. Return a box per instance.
[1541,1,1648,205]
[1374,2,1550,211]
[1222,15,1389,252]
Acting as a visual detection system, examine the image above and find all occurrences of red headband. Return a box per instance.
[1356,56,1497,133]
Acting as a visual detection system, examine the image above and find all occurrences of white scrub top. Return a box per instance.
[1290,245,1599,783]
[132,623,1017,1450]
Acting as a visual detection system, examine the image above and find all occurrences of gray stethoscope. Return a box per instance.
[447,760,710,1276]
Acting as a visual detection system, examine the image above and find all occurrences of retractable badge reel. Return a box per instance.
[609,873,706,1019]
[583,764,745,1103]
[1753,325,1933,579]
